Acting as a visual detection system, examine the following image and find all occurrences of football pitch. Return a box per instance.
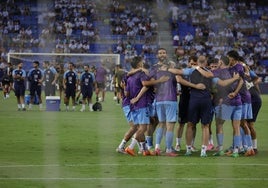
[0,92,267,188]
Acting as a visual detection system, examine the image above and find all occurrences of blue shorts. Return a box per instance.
[241,103,253,120]
[214,104,242,120]
[131,107,150,125]
[188,97,212,125]
[156,101,178,123]
[122,105,133,123]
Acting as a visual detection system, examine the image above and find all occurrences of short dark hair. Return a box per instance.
[188,55,197,63]
[33,61,39,66]
[131,56,143,69]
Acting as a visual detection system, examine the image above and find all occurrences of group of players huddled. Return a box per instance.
[2,60,107,112]
[115,48,262,158]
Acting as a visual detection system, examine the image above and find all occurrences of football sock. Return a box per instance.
[155,127,164,145]
[245,134,253,148]
[186,145,191,153]
[119,139,126,149]
[89,103,93,111]
[201,145,207,154]
[240,127,246,146]
[82,104,85,110]
[145,136,153,149]
[140,142,147,151]
[252,139,257,149]
[165,131,173,151]
[129,138,138,149]
[216,133,223,149]
[176,137,181,145]
[233,135,241,153]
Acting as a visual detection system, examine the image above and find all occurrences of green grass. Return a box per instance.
[0,92,268,188]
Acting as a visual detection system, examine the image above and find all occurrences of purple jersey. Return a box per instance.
[212,68,242,106]
[95,66,107,82]
[126,71,149,110]
[153,70,177,102]
[121,73,130,107]
[229,64,251,104]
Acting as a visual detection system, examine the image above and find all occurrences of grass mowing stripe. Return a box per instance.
[41,112,60,187]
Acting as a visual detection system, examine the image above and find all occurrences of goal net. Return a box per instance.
[7,52,121,91]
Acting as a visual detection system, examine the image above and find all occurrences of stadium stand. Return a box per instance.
[0,0,267,76]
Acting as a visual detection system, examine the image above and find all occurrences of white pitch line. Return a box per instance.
[0,163,268,168]
[0,177,268,181]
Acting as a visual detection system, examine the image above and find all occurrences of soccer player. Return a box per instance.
[174,56,199,152]
[211,55,242,157]
[232,55,254,156]
[56,64,65,102]
[206,58,222,151]
[95,62,107,102]
[1,72,11,99]
[124,56,152,156]
[27,61,43,110]
[1,62,13,99]
[63,62,78,111]
[113,64,126,105]
[183,55,213,157]
[226,50,251,157]
[246,67,262,154]
[12,62,27,111]
[151,61,179,156]
[116,70,138,154]
[42,61,58,96]
[79,65,96,112]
